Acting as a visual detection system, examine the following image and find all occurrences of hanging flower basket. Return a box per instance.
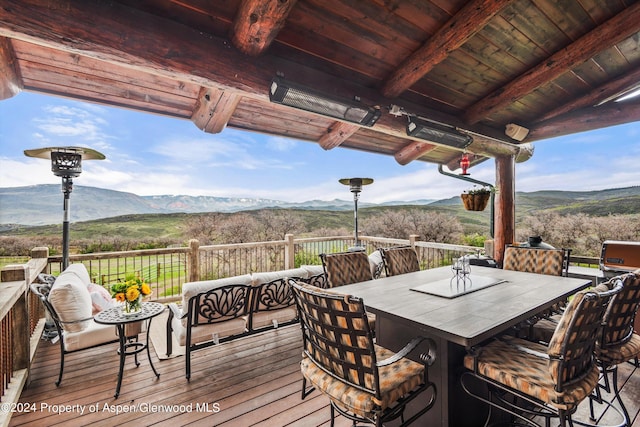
[460,187,492,211]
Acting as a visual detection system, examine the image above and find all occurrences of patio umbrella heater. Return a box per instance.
[339,177,373,251]
[24,146,105,271]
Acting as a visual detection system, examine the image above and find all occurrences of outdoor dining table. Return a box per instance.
[337,265,592,427]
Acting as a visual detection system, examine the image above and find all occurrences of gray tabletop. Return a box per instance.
[338,266,591,348]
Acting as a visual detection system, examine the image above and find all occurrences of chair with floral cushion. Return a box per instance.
[380,246,420,276]
[320,251,374,288]
[289,280,437,427]
[461,281,622,427]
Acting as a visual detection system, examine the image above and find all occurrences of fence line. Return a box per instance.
[29,235,483,301]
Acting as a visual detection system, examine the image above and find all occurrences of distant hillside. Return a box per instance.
[0,185,436,226]
[1,185,638,227]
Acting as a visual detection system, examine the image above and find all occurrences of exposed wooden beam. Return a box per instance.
[0,36,22,99]
[527,101,640,141]
[191,87,240,134]
[464,2,640,125]
[0,0,521,160]
[231,0,298,56]
[381,0,512,99]
[393,140,437,165]
[0,0,274,96]
[534,67,640,124]
[318,121,360,150]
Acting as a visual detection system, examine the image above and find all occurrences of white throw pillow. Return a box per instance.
[88,283,114,315]
[49,271,93,332]
[64,263,92,286]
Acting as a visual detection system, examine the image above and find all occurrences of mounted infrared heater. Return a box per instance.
[269,77,381,127]
[406,117,473,149]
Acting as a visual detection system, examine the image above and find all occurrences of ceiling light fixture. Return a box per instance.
[269,77,381,127]
[406,117,472,149]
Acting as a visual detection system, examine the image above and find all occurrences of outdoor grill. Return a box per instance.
[599,240,640,334]
[599,240,640,279]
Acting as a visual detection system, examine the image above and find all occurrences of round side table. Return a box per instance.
[94,301,165,398]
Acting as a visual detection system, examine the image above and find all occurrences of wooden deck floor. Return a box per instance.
[9,324,640,427]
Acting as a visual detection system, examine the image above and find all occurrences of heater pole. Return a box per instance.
[61,177,73,270]
[339,177,373,252]
[353,191,360,246]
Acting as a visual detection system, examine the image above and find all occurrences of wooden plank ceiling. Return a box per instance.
[1,0,639,172]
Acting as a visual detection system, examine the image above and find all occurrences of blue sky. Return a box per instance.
[1,91,639,204]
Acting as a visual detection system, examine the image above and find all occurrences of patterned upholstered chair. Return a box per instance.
[380,246,420,276]
[320,251,374,288]
[504,245,572,326]
[461,282,622,427]
[502,245,571,276]
[289,280,437,427]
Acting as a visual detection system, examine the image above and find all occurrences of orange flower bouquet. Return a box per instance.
[110,275,152,314]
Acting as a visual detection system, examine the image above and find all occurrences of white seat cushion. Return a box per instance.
[250,307,297,329]
[62,321,117,351]
[300,265,325,277]
[181,274,253,307]
[251,267,309,285]
[170,314,247,347]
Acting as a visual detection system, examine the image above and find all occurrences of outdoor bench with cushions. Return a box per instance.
[166,265,325,379]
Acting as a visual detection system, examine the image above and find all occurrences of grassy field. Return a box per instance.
[0,205,490,241]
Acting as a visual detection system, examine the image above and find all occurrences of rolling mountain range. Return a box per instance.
[1,185,639,227]
[0,185,434,226]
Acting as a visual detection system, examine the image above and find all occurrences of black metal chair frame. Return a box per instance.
[300,272,329,289]
[30,281,120,387]
[290,280,437,427]
[461,282,623,427]
[166,283,251,379]
[247,276,301,332]
[379,245,420,277]
[589,272,640,426]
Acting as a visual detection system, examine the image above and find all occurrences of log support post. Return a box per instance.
[493,155,515,265]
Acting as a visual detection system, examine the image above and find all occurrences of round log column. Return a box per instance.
[493,154,515,265]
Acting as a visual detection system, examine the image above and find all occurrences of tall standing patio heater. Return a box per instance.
[339,177,373,251]
[24,146,105,270]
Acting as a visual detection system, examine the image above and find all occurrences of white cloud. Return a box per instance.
[265,135,298,152]
[0,158,59,187]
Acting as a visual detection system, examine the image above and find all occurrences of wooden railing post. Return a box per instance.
[284,234,295,269]
[188,239,200,282]
[1,264,30,372]
[0,247,48,426]
[409,234,419,246]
